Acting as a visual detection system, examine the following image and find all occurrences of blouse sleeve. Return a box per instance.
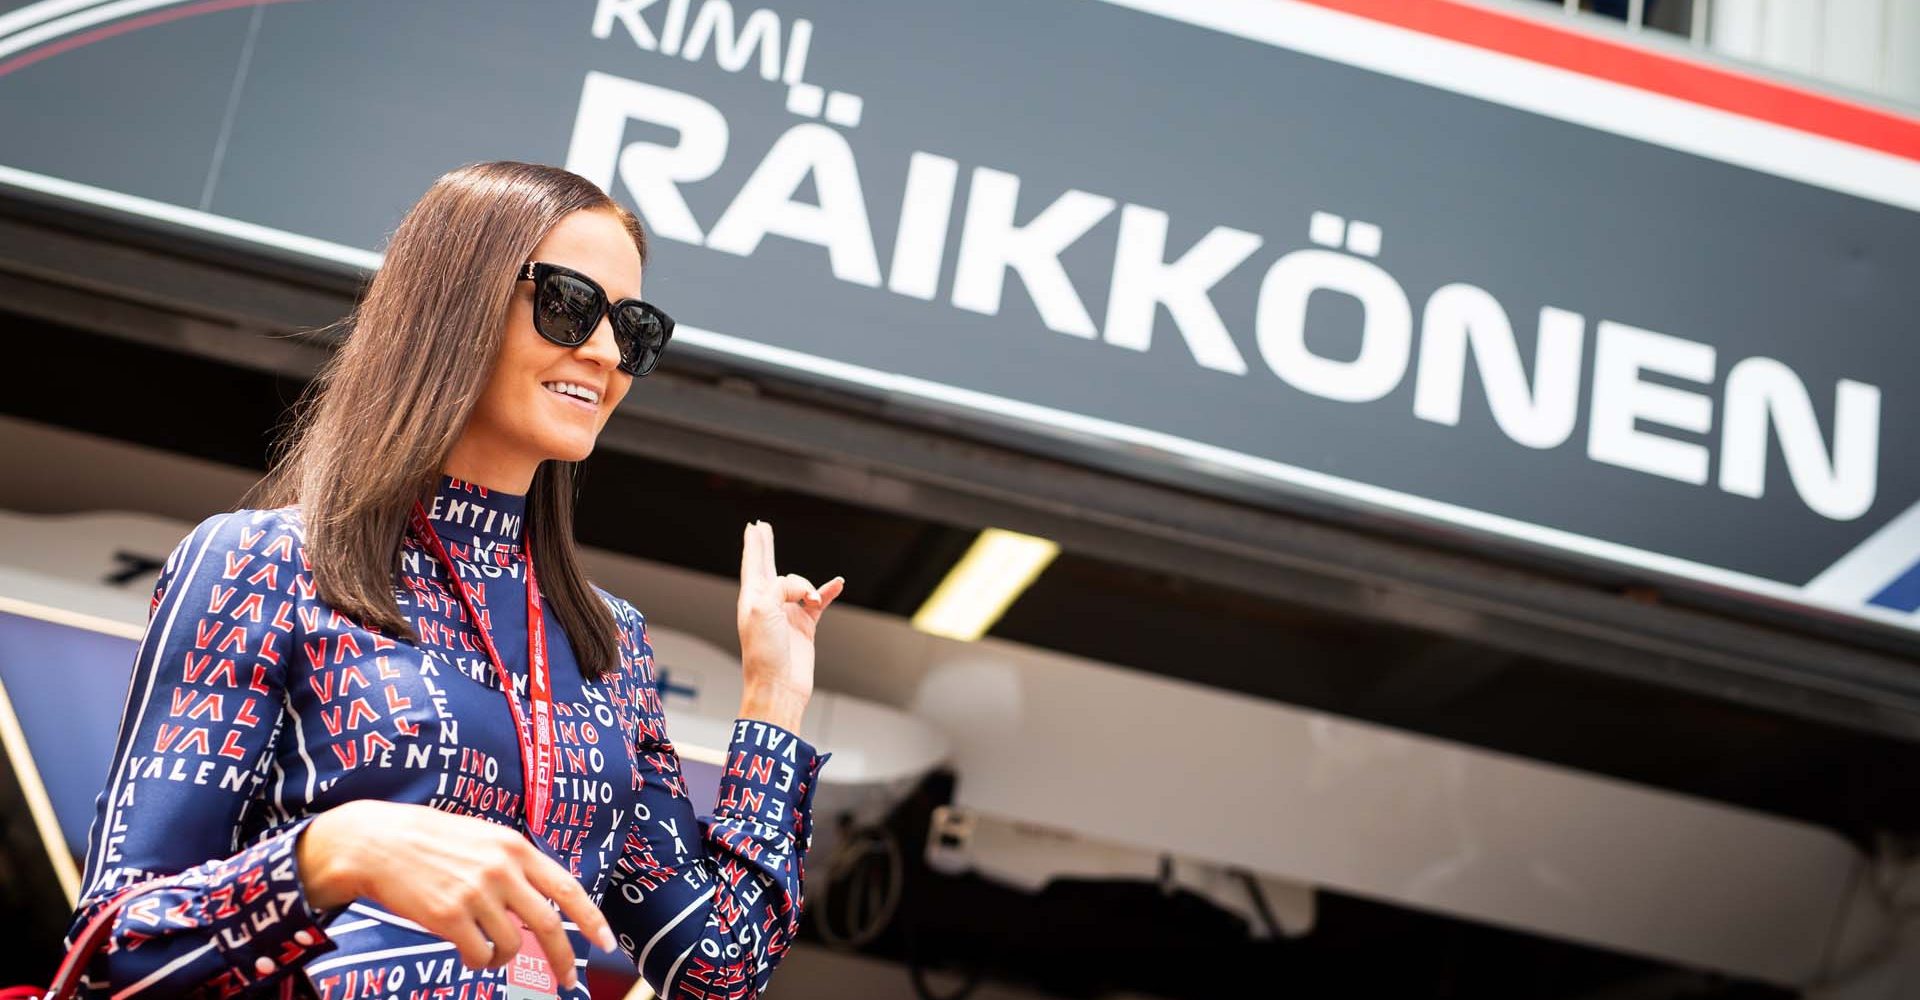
[64,510,338,1000]
[598,600,830,999]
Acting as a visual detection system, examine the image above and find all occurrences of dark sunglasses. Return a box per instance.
[516,261,675,377]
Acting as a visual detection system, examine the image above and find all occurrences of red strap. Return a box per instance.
[39,884,144,1000]
[408,501,553,836]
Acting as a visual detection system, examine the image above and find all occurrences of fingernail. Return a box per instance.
[808,590,820,603]
[600,928,618,951]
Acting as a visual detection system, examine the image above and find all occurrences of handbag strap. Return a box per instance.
[40,884,141,1000]
[34,890,125,998]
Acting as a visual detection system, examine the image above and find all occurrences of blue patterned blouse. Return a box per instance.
[64,474,828,1000]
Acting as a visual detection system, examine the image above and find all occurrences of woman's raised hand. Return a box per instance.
[296,800,616,988]
[735,520,843,731]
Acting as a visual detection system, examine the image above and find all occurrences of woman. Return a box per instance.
[63,161,843,1000]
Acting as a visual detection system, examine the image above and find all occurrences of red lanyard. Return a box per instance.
[408,500,553,837]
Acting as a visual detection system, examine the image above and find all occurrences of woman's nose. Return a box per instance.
[579,315,623,369]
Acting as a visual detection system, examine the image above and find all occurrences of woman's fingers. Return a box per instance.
[739,521,782,596]
[350,804,615,989]
[743,521,844,615]
[758,521,778,583]
[440,913,499,972]
[517,841,618,952]
[465,889,522,970]
[778,573,848,613]
[778,573,819,605]
[739,523,760,595]
[767,573,849,621]
[500,878,580,989]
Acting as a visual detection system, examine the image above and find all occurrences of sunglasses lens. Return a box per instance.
[534,271,602,346]
[611,302,672,376]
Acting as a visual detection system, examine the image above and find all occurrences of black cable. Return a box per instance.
[812,821,904,950]
[1231,867,1284,941]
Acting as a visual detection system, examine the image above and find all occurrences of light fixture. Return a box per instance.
[911,528,1060,641]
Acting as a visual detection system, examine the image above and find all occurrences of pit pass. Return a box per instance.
[503,922,561,1000]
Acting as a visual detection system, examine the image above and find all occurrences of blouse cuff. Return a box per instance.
[121,816,339,991]
[716,719,832,853]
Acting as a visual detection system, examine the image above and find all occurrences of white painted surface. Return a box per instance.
[909,647,1865,986]
[1709,0,1920,106]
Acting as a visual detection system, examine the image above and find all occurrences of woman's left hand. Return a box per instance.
[735,520,843,730]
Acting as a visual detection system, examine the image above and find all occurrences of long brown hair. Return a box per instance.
[244,161,648,680]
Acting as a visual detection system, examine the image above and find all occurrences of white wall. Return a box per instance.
[1710,0,1920,106]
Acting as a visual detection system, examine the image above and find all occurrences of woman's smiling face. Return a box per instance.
[452,208,641,489]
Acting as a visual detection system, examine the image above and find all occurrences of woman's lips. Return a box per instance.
[544,384,599,414]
